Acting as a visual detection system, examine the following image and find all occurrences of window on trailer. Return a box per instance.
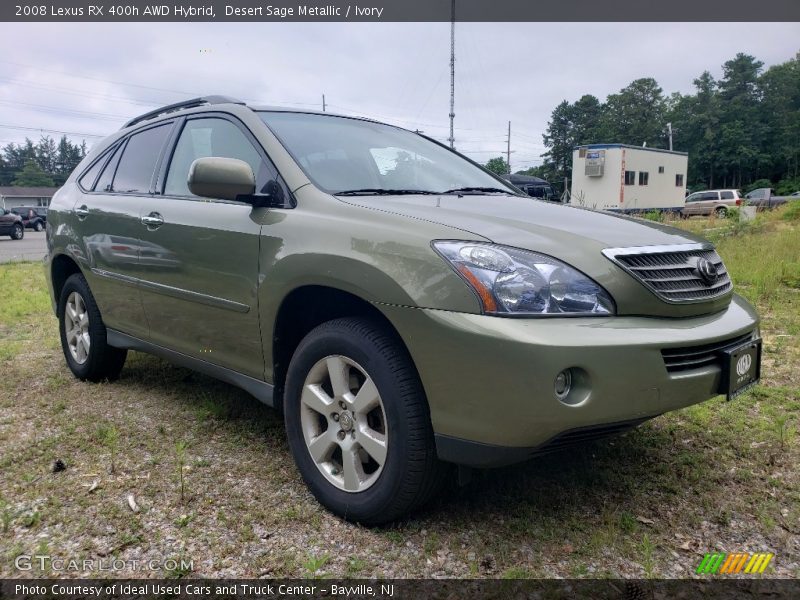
[676,174,684,187]
[624,171,635,185]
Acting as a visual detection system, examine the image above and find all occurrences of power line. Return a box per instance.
[0,59,200,97]
[0,99,132,121]
[0,77,158,106]
[0,124,105,138]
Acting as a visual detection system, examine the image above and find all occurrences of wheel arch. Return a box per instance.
[50,254,83,317]
[270,285,420,413]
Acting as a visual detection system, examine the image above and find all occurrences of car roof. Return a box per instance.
[120,95,389,132]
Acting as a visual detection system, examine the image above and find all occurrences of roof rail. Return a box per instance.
[121,95,246,129]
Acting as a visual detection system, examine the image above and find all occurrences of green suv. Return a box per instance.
[45,96,761,524]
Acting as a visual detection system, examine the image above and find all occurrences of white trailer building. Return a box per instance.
[570,144,688,213]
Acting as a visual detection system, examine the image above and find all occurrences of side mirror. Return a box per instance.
[187,157,256,201]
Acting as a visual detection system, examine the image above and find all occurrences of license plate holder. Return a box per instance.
[719,338,761,400]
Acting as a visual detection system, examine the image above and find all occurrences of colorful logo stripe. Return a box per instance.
[697,552,773,574]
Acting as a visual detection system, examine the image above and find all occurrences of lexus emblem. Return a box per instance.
[736,354,753,377]
[695,257,719,286]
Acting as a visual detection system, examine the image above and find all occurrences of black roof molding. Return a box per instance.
[122,96,246,129]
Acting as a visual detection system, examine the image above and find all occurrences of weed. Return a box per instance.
[22,510,41,529]
[175,441,188,504]
[164,554,193,579]
[345,557,367,576]
[303,553,330,577]
[772,415,794,449]
[1,500,13,533]
[96,423,120,473]
[781,200,800,221]
[175,513,193,528]
[618,511,637,533]
[384,530,404,545]
[423,532,440,556]
[640,534,656,578]
[501,566,535,578]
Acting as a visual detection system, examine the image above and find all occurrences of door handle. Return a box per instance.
[75,205,89,219]
[141,212,164,228]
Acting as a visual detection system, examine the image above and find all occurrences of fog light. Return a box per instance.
[554,369,572,400]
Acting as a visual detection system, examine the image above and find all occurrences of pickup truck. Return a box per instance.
[745,188,790,210]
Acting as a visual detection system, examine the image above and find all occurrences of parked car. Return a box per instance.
[45,96,761,524]
[789,191,800,197]
[0,208,25,240]
[501,173,560,202]
[10,206,47,231]
[681,189,744,217]
[745,188,790,210]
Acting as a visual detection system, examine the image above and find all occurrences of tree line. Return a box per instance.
[0,136,88,187]
[513,51,800,194]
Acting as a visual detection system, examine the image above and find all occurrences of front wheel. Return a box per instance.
[10,223,23,240]
[58,273,127,382]
[284,317,445,524]
[34,220,44,232]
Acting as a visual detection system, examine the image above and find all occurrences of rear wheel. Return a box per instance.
[10,223,23,240]
[58,273,127,382]
[715,206,727,218]
[284,317,445,524]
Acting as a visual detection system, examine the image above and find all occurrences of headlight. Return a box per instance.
[433,241,615,316]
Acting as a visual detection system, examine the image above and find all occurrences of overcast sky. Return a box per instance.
[0,22,797,169]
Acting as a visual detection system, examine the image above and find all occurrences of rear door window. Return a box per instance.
[111,124,172,194]
[720,191,734,200]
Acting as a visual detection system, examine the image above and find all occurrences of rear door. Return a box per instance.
[698,191,720,215]
[73,122,174,338]
[137,114,281,379]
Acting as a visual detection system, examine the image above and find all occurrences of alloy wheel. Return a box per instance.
[64,291,91,364]
[300,355,388,492]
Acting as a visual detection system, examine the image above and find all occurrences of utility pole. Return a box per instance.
[447,0,455,149]
[322,94,326,112]
[506,121,511,174]
[667,122,673,151]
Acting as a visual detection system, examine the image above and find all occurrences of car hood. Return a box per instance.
[341,194,730,317]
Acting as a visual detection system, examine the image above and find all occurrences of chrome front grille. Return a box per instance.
[661,332,753,373]
[603,244,733,303]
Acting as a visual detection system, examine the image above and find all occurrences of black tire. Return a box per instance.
[58,273,127,382]
[715,206,727,217]
[34,220,44,232]
[10,223,23,240]
[284,317,445,525]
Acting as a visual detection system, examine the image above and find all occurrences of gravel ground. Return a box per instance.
[1,211,798,579]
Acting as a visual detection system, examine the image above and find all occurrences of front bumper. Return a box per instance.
[379,294,759,467]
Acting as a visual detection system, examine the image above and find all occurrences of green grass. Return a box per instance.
[0,205,798,578]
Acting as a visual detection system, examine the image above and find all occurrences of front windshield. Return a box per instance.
[259,111,518,196]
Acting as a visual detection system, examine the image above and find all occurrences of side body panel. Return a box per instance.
[70,188,149,338]
[137,196,265,378]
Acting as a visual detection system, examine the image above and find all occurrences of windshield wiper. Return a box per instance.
[335,188,439,196]
[440,186,512,195]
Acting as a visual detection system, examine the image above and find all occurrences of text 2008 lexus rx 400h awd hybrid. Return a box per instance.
[45,96,761,524]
